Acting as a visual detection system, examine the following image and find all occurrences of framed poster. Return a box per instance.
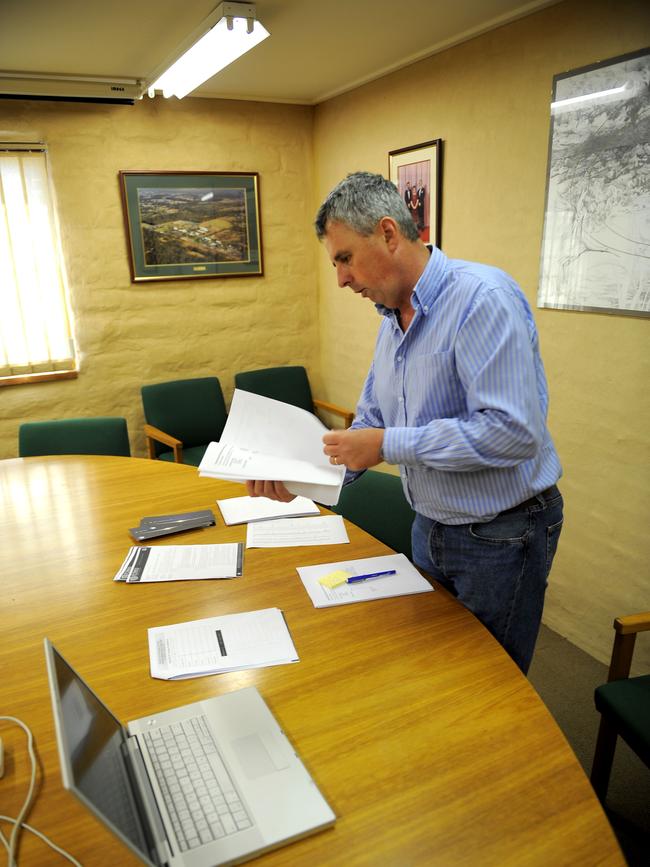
[538,48,649,316]
[119,171,263,282]
[388,139,442,247]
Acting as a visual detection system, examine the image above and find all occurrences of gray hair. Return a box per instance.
[314,171,420,241]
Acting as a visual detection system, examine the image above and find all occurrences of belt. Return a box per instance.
[501,485,560,515]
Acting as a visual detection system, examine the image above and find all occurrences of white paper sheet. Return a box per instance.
[113,543,243,583]
[148,607,299,680]
[198,389,345,505]
[296,553,434,608]
[217,494,320,525]
[246,515,349,548]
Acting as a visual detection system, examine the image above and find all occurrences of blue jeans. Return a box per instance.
[412,486,564,674]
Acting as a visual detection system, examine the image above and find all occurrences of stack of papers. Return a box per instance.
[113,543,243,583]
[129,509,216,541]
[246,515,349,548]
[198,389,345,505]
[217,494,320,525]
[148,608,299,680]
[296,553,434,608]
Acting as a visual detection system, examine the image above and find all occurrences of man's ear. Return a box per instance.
[378,217,400,251]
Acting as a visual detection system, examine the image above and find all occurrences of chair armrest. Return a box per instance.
[608,612,650,682]
[313,399,354,429]
[143,424,183,463]
[614,612,650,635]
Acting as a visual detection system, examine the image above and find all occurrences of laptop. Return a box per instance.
[44,639,335,866]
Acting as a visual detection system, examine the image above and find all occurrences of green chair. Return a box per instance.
[19,417,131,457]
[590,612,650,801]
[234,366,354,428]
[141,377,227,466]
[331,469,416,560]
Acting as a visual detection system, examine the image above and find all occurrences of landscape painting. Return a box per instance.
[120,172,263,281]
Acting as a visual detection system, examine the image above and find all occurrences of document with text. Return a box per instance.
[246,515,349,548]
[296,553,434,608]
[198,389,345,505]
[216,494,320,525]
[113,543,243,583]
[148,607,299,680]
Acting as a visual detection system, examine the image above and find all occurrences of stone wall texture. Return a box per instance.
[0,96,319,459]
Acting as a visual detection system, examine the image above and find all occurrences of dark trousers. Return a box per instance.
[412,486,564,674]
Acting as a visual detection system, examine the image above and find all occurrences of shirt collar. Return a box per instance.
[375,244,448,319]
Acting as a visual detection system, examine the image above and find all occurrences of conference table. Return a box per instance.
[0,455,623,866]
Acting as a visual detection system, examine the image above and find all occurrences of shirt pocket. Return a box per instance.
[407,350,465,421]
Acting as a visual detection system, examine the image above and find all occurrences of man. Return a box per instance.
[416,179,426,230]
[247,171,563,674]
[403,180,411,210]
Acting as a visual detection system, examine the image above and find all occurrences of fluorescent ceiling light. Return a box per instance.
[147,2,269,100]
[551,84,627,111]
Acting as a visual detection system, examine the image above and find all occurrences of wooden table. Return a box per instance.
[0,456,623,866]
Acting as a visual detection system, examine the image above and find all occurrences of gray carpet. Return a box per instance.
[529,624,650,866]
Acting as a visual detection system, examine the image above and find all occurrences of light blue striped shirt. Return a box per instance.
[349,246,562,524]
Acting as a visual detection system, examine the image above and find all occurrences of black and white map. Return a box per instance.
[538,49,649,316]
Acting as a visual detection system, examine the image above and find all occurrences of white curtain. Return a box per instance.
[0,147,76,378]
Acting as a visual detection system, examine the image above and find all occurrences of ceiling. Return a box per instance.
[0,0,562,105]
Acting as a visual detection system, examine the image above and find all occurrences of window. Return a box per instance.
[0,143,77,385]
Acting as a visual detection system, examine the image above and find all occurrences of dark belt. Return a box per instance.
[501,485,560,515]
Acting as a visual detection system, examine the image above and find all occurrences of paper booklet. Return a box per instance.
[198,389,346,506]
[113,543,243,583]
[296,553,434,608]
[216,494,320,525]
[148,608,299,680]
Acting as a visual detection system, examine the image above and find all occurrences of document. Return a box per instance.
[296,553,434,608]
[246,515,349,548]
[113,543,243,583]
[216,494,320,525]
[198,389,345,505]
[148,608,299,680]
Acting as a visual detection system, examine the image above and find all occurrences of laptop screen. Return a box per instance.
[46,642,149,858]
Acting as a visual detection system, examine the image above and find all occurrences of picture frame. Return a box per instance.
[538,48,649,316]
[388,139,442,247]
[119,171,263,282]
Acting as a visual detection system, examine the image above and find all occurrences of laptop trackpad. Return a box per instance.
[232,732,290,779]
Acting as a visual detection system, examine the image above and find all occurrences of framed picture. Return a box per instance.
[119,171,263,282]
[388,139,442,247]
[538,48,649,316]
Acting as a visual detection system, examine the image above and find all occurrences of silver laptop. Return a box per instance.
[44,639,335,866]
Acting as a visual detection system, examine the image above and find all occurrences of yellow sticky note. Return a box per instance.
[318,569,353,589]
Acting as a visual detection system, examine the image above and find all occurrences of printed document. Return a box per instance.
[296,553,434,608]
[148,608,299,679]
[216,494,320,525]
[113,543,243,583]
[246,515,349,548]
[198,389,345,505]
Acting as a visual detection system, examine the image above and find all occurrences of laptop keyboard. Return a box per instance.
[144,715,253,851]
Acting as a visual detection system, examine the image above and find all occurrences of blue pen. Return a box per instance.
[346,569,397,584]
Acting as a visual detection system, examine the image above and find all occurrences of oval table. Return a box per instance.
[0,456,623,866]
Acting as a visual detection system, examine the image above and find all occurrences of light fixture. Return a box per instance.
[551,84,627,112]
[146,2,269,100]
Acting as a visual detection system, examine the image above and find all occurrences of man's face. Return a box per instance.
[322,220,396,308]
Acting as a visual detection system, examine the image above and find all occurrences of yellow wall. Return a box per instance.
[0,96,318,459]
[313,0,650,670]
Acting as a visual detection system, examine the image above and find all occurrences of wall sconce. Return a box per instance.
[146,1,269,100]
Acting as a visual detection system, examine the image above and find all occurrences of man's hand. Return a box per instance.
[245,480,295,502]
[322,428,384,471]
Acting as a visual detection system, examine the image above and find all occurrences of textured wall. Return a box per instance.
[0,96,318,459]
[313,0,650,670]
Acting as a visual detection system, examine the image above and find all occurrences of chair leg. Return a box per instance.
[590,715,618,801]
